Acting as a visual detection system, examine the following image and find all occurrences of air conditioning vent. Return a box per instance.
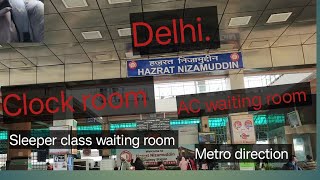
[108,0,131,5]
[62,0,88,8]
[118,28,132,37]
[81,31,103,40]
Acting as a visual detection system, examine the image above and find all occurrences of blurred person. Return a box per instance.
[24,0,44,42]
[2,0,43,42]
[8,0,31,41]
[283,155,302,170]
[0,0,19,42]
[179,157,188,170]
[46,162,53,170]
[303,155,317,170]
[119,157,130,170]
[158,162,165,170]
[134,157,145,170]
[187,157,197,170]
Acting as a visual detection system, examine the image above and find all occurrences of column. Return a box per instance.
[7,122,31,170]
[200,116,210,133]
[101,117,110,157]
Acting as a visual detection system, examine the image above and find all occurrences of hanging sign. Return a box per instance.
[127,52,243,77]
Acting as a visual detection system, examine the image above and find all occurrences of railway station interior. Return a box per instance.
[0,0,317,171]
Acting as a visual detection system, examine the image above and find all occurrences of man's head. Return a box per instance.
[289,155,297,162]
[306,155,313,161]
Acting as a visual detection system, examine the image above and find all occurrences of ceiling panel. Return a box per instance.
[224,0,270,14]
[65,63,92,81]
[0,44,12,49]
[309,0,316,5]
[0,58,35,68]
[58,54,91,64]
[71,27,111,42]
[16,46,54,58]
[97,0,141,9]
[93,61,121,79]
[0,70,9,85]
[44,0,58,14]
[81,40,115,53]
[241,37,278,49]
[272,34,314,47]
[28,56,63,66]
[185,0,227,15]
[87,51,119,62]
[113,38,132,51]
[256,7,304,26]
[266,0,311,9]
[247,24,288,39]
[9,43,45,48]
[0,48,25,60]
[37,65,65,83]
[51,0,99,13]
[219,11,262,29]
[45,14,69,31]
[10,68,37,85]
[303,44,316,64]
[143,0,185,12]
[283,21,316,36]
[304,33,316,44]
[220,27,253,43]
[117,50,147,60]
[295,6,316,22]
[44,30,78,44]
[242,48,272,68]
[47,43,85,55]
[61,10,105,29]
[271,46,304,67]
[0,63,8,69]
[102,6,142,25]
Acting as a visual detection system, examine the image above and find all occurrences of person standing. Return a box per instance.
[283,155,302,170]
[134,157,145,170]
[158,162,165,170]
[303,155,317,170]
[119,157,130,170]
[187,157,197,170]
[179,157,188,170]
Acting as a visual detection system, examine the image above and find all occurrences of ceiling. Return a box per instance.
[0,0,317,85]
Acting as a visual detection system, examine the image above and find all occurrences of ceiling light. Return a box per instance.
[108,0,131,4]
[81,31,102,40]
[267,12,292,23]
[125,52,141,58]
[118,28,132,37]
[62,0,88,8]
[228,16,252,26]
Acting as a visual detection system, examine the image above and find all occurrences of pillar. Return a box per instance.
[200,116,210,133]
[101,117,110,157]
[7,122,31,170]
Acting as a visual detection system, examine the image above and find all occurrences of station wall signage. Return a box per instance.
[1,77,156,123]
[130,6,220,55]
[127,52,243,77]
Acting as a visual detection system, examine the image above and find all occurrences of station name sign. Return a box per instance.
[127,52,243,77]
[1,77,156,123]
[130,6,220,55]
